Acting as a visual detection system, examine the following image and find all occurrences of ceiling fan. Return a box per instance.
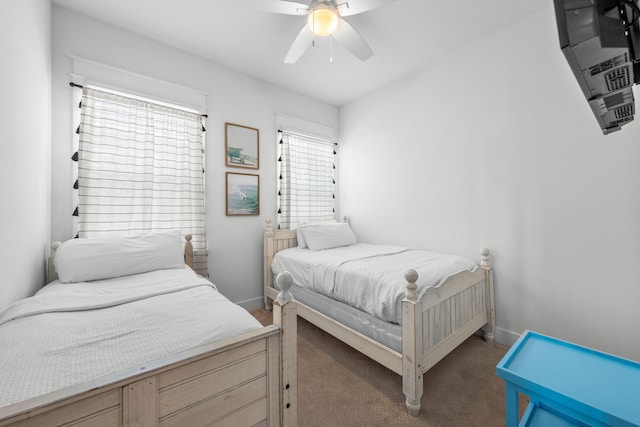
[259,0,397,64]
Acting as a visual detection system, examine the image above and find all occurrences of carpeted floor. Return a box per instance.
[251,309,528,427]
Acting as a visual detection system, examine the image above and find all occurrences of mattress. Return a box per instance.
[0,267,262,408]
[271,243,478,324]
[281,282,403,353]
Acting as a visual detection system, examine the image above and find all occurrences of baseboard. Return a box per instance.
[235,296,265,312]
[495,327,521,348]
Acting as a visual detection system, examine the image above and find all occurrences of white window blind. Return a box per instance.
[277,129,336,229]
[76,87,208,276]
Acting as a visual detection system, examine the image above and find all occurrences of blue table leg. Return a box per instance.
[505,383,519,427]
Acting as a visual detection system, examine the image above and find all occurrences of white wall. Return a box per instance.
[340,5,640,360]
[0,0,51,308]
[51,7,338,309]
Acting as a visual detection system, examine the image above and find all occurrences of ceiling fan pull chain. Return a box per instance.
[330,36,334,64]
[312,9,316,48]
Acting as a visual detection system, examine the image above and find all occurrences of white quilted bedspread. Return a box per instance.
[0,268,261,408]
[272,243,478,324]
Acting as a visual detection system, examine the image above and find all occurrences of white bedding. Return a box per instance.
[271,243,478,323]
[0,267,262,408]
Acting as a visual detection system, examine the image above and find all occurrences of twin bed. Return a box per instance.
[263,219,495,416]
[0,220,496,425]
[0,231,298,427]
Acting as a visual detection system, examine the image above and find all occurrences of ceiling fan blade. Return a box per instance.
[332,18,373,61]
[336,0,397,17]
[284,25,314,64]
[255,0,309,15]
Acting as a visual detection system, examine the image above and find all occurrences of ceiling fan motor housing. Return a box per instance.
[308,4,340,36]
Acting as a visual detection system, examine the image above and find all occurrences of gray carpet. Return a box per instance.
[252,309,527,426]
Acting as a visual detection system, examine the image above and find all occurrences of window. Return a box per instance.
[277,129,336,229]
[75,87,208,276]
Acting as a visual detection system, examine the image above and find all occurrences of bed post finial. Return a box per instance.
[404,269,419,302]
[184,234,193,268]
[480,248,490,269]
[47,241,63,284]
[51,241,62,255]
[275,271,295,305]
[266,218,273,233]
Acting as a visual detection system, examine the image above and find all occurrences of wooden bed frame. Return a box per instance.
[1,236,298,427]
[263,220,495,417]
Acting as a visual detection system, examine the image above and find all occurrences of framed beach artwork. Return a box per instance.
[226,172,260,216]
[225,122,259,169]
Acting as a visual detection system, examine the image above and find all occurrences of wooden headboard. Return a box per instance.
[263,217,350,295]
[46,234,194,284]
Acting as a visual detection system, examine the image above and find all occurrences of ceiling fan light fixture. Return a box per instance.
[307,5,339,37]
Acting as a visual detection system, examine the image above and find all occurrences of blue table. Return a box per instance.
[496,330,640,427]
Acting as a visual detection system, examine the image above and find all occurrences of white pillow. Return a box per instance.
[302,222,357,251]
[296,219,336,249]
[54,230,185,283]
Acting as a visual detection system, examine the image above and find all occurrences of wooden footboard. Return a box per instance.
[402,257,495,416]
[264,220,495,417]
[0,286,297,427]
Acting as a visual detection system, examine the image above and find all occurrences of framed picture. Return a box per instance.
[225,122,259,169]
[226,172,260,216]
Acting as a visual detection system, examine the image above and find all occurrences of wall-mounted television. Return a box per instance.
[554,0,640,134]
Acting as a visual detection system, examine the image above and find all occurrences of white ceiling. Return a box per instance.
[51,0,549,106]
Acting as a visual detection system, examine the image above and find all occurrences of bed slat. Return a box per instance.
[423,280,486,353]
[78,407,122,427]
[158,377,267,427]
[211,398,268,427]
[157,340,265,389]
[158,353,266,417]
[3,390,121,427]
[421,313,488,372]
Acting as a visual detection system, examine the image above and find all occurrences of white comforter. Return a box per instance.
[0,268,262,408]
[271,243,478,324]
